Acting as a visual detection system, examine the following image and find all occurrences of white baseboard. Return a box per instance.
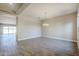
[18,35,77,42]
[18,35,41,41]
[43,36,77,42]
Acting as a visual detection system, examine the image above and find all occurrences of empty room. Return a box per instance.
[0,3,78,56]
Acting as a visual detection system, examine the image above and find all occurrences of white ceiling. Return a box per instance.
[0,3,30,24]
[0,3,78,20]
[0,3,30,15]
[22,3,77,20]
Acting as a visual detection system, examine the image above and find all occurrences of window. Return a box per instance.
[3,26,8,34]
[3,26,16,34]
[8,26,16,34]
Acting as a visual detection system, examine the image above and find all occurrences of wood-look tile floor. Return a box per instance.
[0,35,18,56]
[18,37,78,56]
[0,37,78,56]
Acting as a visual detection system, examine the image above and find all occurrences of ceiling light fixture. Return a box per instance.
[42,9,49,27]
[43,23,49,26]
[9,3,13,5]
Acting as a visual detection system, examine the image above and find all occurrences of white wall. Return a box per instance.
[0,12,16,36]
[17,14,41,41]
[77,5,79,49]
[0,13,16,25]
[0,18,16,25]
[42,13,77,42]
